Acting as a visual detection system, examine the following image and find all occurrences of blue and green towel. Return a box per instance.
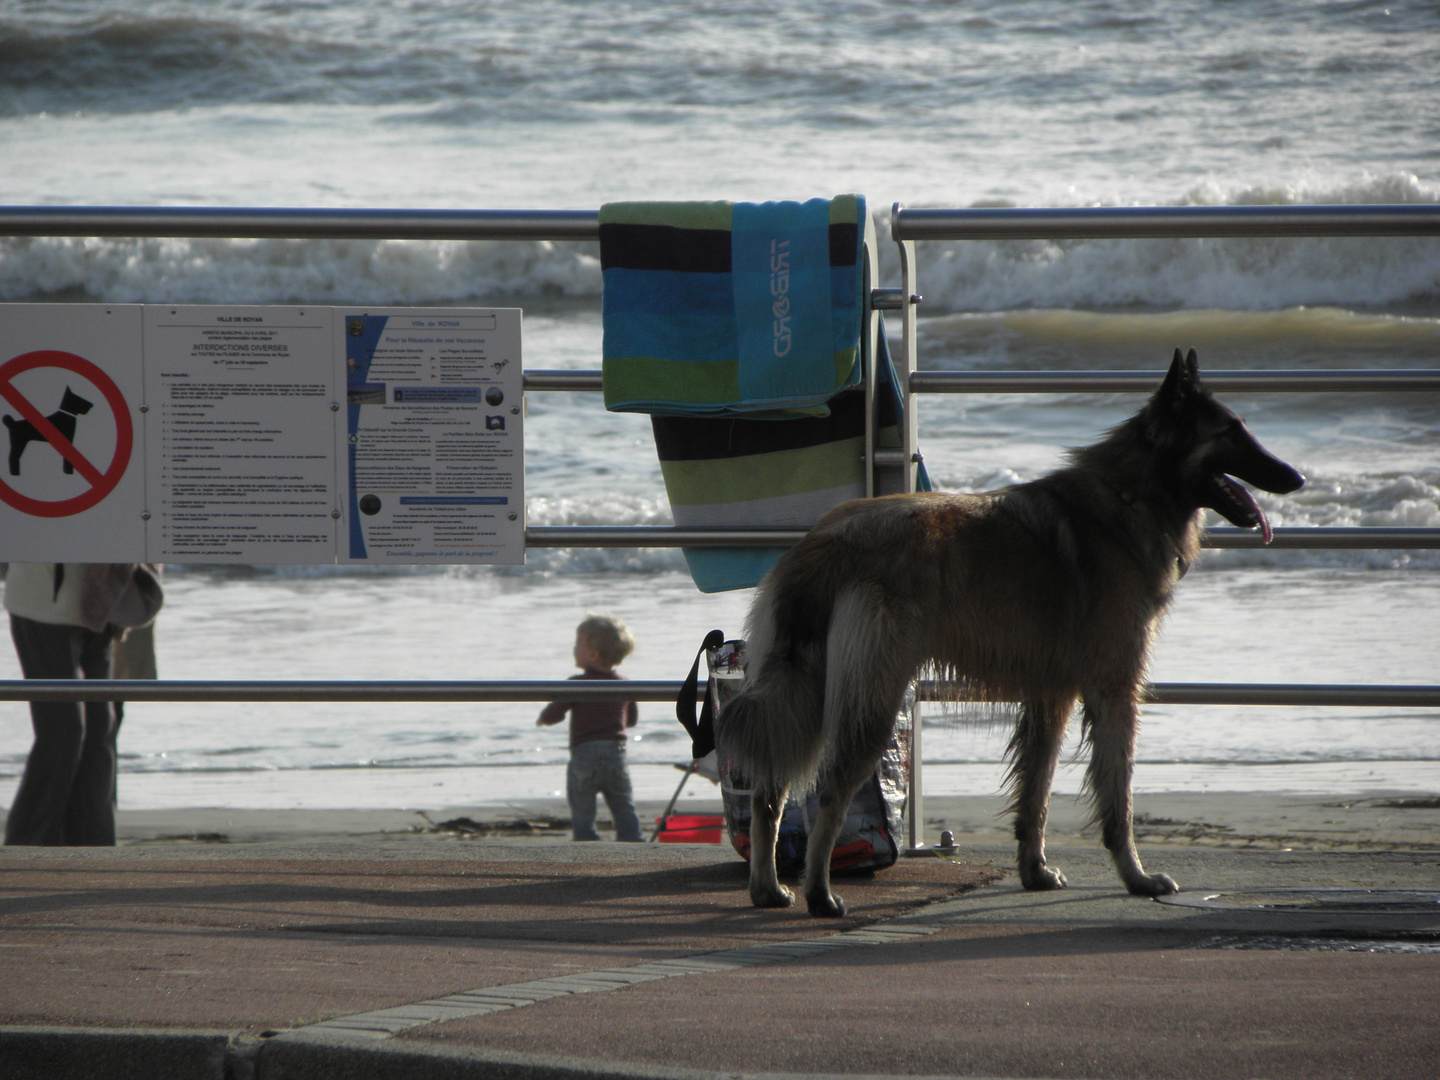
[600,195,926,592]
[600,196,865,416]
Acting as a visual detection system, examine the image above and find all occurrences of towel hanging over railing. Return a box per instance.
[652,327,928,592]
[599,196,865,416]
[599,195,926,592]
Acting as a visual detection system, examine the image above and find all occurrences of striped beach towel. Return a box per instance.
[600,196,865,416]
[653,326,929,593]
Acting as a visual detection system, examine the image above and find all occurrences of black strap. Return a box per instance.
[675,628,725,760]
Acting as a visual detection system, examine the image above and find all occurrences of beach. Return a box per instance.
[16,787,1431,857]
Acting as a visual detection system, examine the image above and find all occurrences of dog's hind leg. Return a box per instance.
[801,588,913,917]
[801,743,889,917]
[1083,692,1179,896]
[719,636,823,910]
[747,780,795,908]
[1007,695,1076,890]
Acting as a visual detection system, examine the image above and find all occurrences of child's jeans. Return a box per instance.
[567,739,642,842]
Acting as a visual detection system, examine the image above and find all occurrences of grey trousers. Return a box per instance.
[566,739,642,842]
[5,614,118,846]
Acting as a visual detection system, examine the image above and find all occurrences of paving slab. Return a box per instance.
[0,839,995,1038]
[1,819,1437,1080]
[396,844,1440,1080]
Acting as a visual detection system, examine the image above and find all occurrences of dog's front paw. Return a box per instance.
[750,883,795,908]
[1019,863,1068,891]
[805,889,848,918]
[1127,872,1179,897]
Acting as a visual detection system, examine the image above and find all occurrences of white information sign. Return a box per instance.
[0,305,146,561]
[0,303,525,565]
[338,308,524,564]
[143,306,338,563]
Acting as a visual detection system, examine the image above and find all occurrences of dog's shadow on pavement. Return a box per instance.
[0,856,1001,949]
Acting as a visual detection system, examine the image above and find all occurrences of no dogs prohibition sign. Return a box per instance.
[0,349,134,518]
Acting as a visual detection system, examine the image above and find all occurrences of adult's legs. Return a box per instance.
[65,627,119,844]
[5,615,117,846]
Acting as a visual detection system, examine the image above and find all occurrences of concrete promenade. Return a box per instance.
[1,793,1437,1080]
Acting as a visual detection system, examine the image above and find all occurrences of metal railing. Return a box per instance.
[2,202,1437,831]
[10,203,1437,242]
[517,525,1440,550]
[888,203,1440,240]
[0,206,602,241]
[3,678,1438,708]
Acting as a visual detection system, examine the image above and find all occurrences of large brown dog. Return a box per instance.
[717,349,1304,916]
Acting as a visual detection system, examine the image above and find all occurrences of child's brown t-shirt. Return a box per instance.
[537,667,639,748]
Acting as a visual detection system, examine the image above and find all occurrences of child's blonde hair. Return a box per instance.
[576,612,635,668]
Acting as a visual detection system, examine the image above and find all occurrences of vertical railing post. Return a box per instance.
[861,217,881,498]
[905,692,926,853]
[896,216,920,496]
[896,205,927,853]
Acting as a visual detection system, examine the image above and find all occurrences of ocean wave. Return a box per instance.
[903,464,1440,573]
[0,9,530,119]
[0,235,603,306]
[3,175,1436,312]
[150,466,1437,578]
[876,174,1440,314]
[511,494,686,575]
[914,306,1440,372]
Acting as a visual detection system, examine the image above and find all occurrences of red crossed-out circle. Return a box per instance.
[0,350,134,518]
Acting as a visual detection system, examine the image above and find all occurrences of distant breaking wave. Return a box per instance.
[2,175,1437,312]
[179,462,1438,578]
[887,174,1440,314]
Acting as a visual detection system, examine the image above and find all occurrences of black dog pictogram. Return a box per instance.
[3,386,95,477]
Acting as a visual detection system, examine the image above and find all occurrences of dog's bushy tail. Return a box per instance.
[715,580,829,794]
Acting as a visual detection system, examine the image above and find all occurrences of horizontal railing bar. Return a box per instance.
[0,679,667,703]
[524,370,607,391]
[9,204,1438,244]
[909,369,1440,394]
[891,204,1440,241]
[2,679,1436,707]
[526,369,1440,395]
[522,525,1439,550]
[917,682,1440,707]
[525,526,806,547]
[1139,684,1440,707]
[1207,527,1440,550]
[0,206,600,242]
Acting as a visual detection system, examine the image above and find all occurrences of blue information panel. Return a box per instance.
[338,308,524,565]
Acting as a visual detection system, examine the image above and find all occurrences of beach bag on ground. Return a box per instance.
[676,632,910,876]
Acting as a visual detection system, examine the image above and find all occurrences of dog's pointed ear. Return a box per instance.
[1156,347,1192,407]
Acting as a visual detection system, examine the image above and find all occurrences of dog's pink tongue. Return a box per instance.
[1226,477,1273,544]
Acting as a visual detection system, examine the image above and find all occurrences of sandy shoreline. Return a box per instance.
[6,758,1436,812]
[3,788,1424,855]
[2,759,1436,853]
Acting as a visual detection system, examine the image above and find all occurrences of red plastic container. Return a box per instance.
[656,814,724,844]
